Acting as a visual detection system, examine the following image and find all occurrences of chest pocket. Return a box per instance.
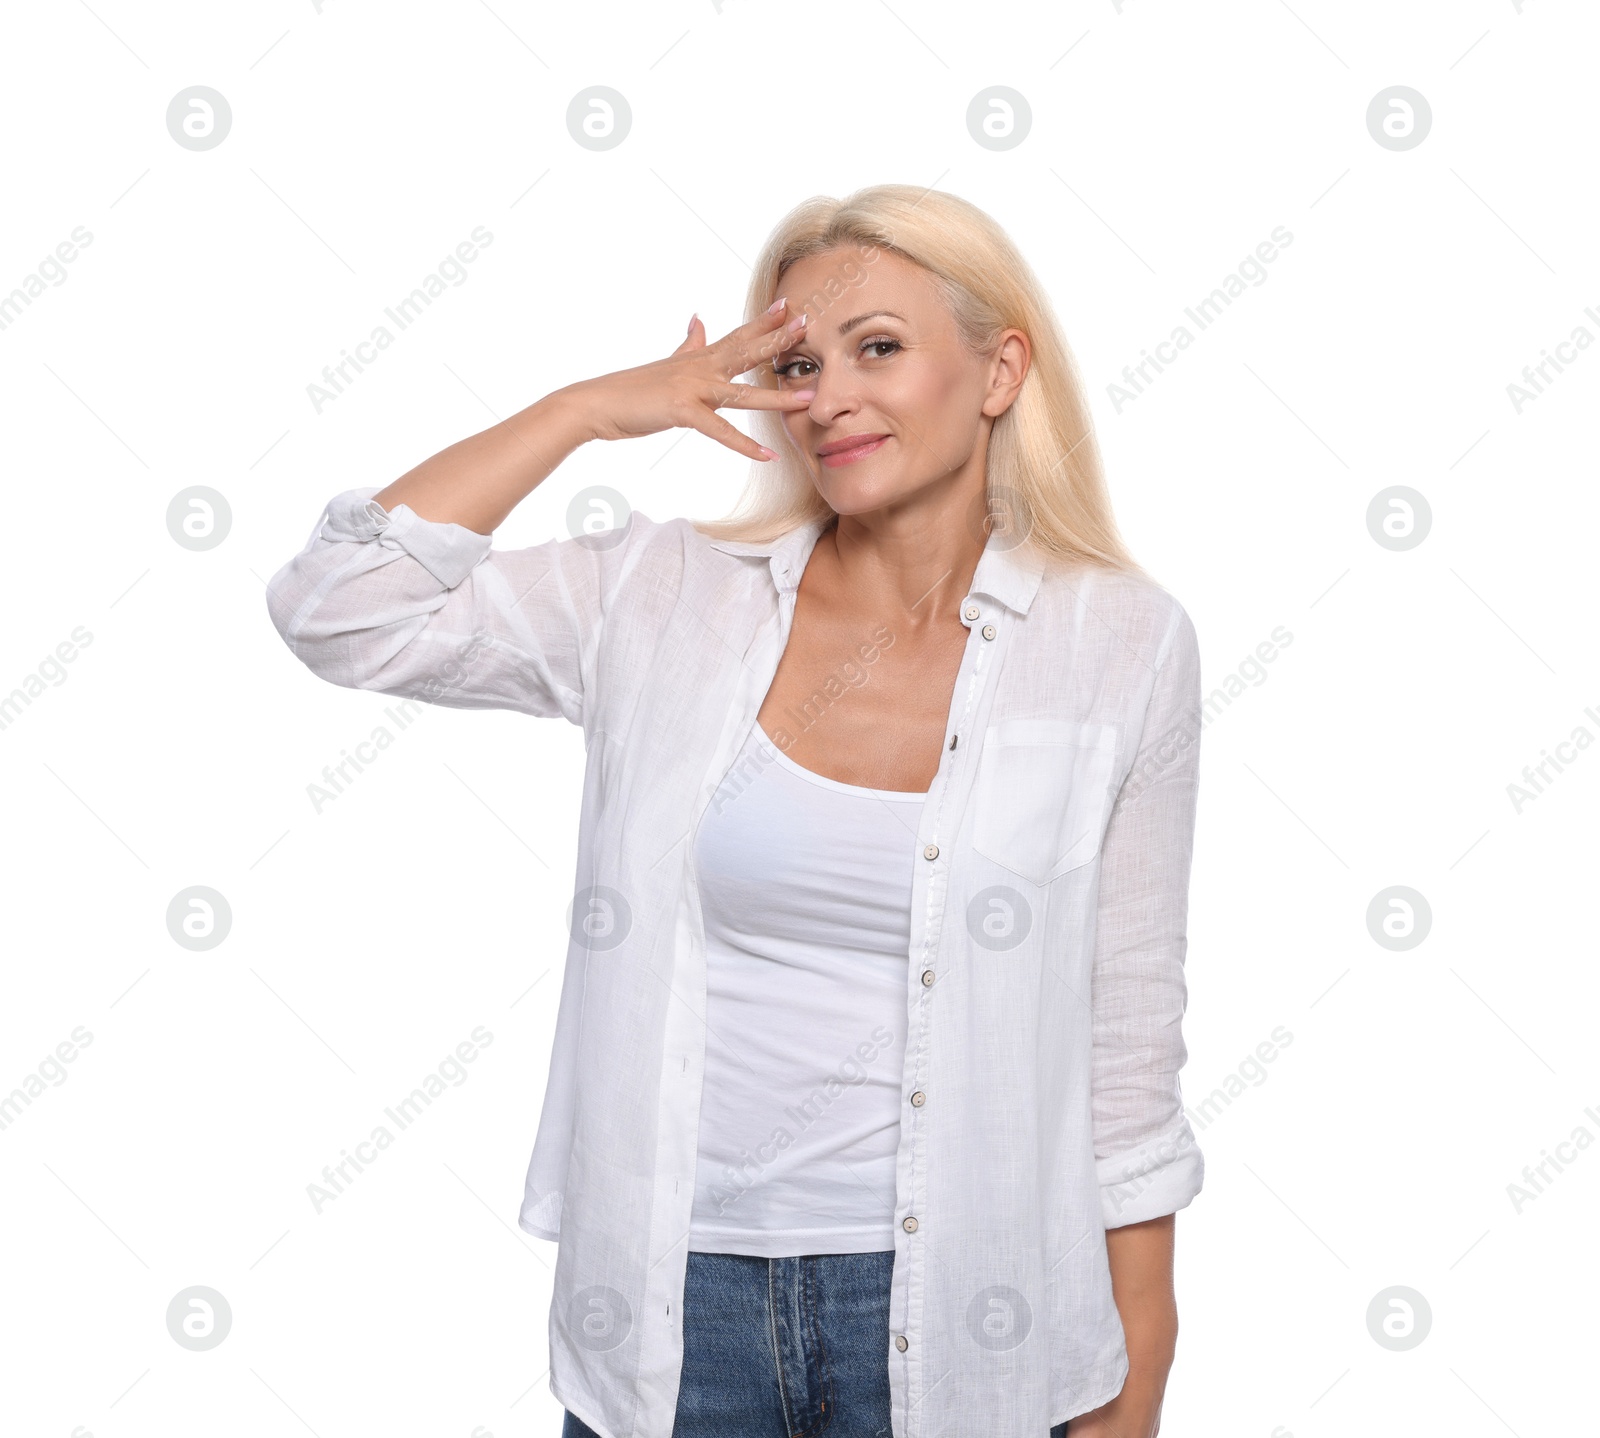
[971,719,1121,886]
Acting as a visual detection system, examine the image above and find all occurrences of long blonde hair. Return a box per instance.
[691,183,1138,573]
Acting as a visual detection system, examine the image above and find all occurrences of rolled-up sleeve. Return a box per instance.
[264,486,648,724]
[1091,599,1204,1228]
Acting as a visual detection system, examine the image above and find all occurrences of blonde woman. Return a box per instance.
[267,184,1204,1438]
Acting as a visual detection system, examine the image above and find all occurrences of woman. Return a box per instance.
[267,184,1204,1438]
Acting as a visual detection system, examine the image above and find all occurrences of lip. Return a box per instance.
[817,433,890,467]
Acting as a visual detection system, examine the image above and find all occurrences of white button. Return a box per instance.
[894,1334,909,1352]
[963,603,980,621]
[982,624,996,641]
[923,843,939,861]
[921,969,935,987]
[903,1215,919,1232]
[910,1090,926,1107]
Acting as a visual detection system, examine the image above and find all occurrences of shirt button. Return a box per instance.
[903,1216,919,1232]
[963,603,980,621]
[894,1334,909,1352]
[922,843,939,861]
[982,624,996,641]
[910,1090,926,1106]
[920,969,935,987]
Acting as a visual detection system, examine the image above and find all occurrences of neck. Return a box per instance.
[825,469,989,627]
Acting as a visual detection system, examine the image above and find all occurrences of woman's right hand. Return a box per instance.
[560,298,815,462]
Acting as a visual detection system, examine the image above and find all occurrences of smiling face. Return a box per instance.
[771,247,1028,522]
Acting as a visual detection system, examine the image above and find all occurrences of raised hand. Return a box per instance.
[568,297,814,461]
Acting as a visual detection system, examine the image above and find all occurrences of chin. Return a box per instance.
[815,471,911,517]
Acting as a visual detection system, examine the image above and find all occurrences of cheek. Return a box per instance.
[886,360,982,439]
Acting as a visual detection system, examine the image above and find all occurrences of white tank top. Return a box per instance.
[689,724,926,1256]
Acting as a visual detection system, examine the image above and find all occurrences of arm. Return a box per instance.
[263,474,642,724]
[1077,599,1204,1437]
[369,385,593,535]
[370,303,806,534]
[1067,1214,1177,1438]
[264,306,811,715]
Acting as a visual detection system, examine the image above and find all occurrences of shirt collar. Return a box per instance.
[706,512,1046,616]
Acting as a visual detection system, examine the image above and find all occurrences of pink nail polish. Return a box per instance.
[767,297,786,314]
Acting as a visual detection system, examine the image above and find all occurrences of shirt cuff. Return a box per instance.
[321,486,494,590]
[1098,1124,1204,1228]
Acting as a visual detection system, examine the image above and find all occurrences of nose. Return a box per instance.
[790,365,859,428]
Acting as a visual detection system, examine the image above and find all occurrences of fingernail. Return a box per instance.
[687,312,697,335]
[786,312,807,332]
[792,389,816,401]
[767,297,787,314]
[758,446,778,460]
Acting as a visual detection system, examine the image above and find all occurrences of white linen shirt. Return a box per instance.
[265,486,1206,1438]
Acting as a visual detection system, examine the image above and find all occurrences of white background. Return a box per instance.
[2,1,1595,1435]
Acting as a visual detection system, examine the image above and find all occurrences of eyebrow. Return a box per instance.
[835,309,906,335]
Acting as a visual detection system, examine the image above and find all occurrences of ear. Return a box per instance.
[981,329,1032,418]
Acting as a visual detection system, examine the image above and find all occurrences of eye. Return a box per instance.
[773,356,818,381]
[773,336,901,381]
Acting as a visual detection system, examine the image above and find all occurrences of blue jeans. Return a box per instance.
[561,1249,1072,1438]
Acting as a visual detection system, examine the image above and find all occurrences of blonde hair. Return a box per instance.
[691,183,1139,573]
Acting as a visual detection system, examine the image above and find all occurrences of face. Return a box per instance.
[771,247,1029,521]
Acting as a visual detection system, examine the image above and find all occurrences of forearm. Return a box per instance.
[369,303,808,535]
[1069,1214,1178,1437]
[371,384,594,536]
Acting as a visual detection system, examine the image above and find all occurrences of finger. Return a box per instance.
[705,381,816,412]
[669,313,705,358]
[721,321,804,379]
[684,407,778,463]
[716,301,806,377]
[706,298,786,356]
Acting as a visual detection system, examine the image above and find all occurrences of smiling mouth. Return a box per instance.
[818,435,890,468]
